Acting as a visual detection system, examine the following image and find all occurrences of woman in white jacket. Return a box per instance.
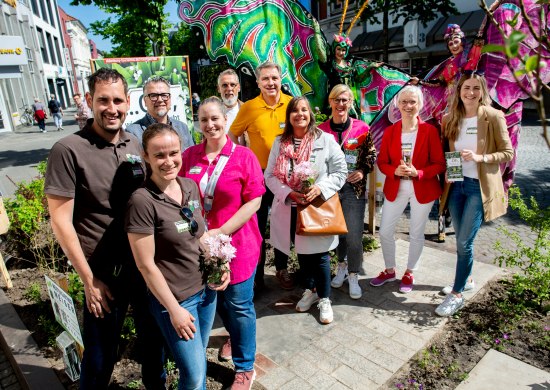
[265,96,347,324]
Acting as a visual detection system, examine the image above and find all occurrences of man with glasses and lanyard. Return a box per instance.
[126,76,194,150]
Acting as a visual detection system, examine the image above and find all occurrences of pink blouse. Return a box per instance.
[180,136,265,284]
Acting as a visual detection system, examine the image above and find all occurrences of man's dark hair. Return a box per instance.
[87,68,129,96]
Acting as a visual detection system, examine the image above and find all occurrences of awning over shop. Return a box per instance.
[351,26,403,53]
[425,9,486,51]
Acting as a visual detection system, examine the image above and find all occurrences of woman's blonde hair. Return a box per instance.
[445,73,491,142]
[328,84,353,101]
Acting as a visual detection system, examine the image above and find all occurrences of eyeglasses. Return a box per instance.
[463,69,485,77]
[180,207,198,236]
[146,93,171,102]
[221,83,238,89]
[331,98,350,105]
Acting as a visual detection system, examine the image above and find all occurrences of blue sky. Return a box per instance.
[57,0,180,52]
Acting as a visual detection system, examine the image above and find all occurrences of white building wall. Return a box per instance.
[0,0,47,132]
[66,19,91,94]
[31,0,71,108]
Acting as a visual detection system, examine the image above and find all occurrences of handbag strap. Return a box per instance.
[203,142,236,212]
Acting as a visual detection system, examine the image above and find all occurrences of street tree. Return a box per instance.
[70,0,171,56]
[359,0,459,62]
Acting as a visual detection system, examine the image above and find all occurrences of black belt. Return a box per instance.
[401,176,413,181]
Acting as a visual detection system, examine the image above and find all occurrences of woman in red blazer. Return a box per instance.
[370,85,446,293]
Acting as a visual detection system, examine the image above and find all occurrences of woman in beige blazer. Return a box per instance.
[436,72,513,317]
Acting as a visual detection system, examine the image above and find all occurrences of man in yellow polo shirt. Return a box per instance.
[230,61,293,292]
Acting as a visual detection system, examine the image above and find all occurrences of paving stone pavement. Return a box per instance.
[211,239,502,389]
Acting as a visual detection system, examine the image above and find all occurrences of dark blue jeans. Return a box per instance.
[337,182,366,273]
[255,187,275,283]
[274,207,331,298]
[80,269,165,390]
[150,288,216,390]
[217,274,256,372]
[448,177,484,293]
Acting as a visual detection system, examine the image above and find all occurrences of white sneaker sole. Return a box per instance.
[296,299,319,312]
[331,276,348,288]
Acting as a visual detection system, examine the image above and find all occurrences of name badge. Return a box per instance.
[175,220,190,233]
[188,200,201,212]
[466,127,477,135]
[189,166,202,174]
[132,166,144,177]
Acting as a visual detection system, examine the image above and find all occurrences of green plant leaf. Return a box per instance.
[482,44,505,54]
[525,55,539,72]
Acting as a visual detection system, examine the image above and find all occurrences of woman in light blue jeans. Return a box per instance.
[436,73,513,317]
[126,124,230,389]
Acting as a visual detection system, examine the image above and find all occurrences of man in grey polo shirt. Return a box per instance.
[126,76,194,149]
[45,68,165,389]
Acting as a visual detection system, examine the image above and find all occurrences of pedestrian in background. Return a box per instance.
[371,85,445,293]
[48,94,64,131]
[436,72,513,317]
[32,97,47,133]
[73,93,91,130]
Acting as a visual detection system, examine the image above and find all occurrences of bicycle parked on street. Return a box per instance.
[18,106,34,127]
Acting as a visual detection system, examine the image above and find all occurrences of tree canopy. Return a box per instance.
[70,0,171,56]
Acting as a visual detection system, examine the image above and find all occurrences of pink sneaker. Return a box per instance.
[370,270,397,287]
[399,272,414,293]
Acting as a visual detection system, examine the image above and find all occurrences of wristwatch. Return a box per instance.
[482,154,488,163]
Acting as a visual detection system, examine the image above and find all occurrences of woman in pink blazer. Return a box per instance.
[370,85,446,293]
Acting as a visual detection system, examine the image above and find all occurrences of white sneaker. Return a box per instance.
[318,298,333,324]
[348,273,362,299]
[435,294,465,317]
[331,262,348,288]
[441,280,475,295]
[296,289,319,312]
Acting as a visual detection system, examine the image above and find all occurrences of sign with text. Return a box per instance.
[0,36,28,66]
[45,275,83,347]
[90,56,194,132]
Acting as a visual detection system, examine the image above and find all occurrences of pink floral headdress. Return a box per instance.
[444,24,465,42]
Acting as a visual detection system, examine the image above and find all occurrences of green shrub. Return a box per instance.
[494,186,550,310]
[68,272,84,306]
[4,160,67,271]
[23,282,42,304]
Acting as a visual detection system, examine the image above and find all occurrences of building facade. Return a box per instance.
[31,0,71,108]
[0,0,46,133]
[0,0,75,133]
[59,7,91,95]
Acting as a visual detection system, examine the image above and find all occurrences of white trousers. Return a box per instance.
[379,180,434,271]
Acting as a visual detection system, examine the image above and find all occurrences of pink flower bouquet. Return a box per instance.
[203,234,236,288]
[292,161,318,193]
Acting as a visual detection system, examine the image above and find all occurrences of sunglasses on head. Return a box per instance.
[463,69,485,77]
[180,207,198,236]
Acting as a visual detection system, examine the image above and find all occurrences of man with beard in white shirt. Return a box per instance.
[217,69,248,145]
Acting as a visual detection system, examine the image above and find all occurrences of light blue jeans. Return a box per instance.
[52,112,63,128]
[217,273,256,372]
[149,287,217,390]
[448,177,484,293]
